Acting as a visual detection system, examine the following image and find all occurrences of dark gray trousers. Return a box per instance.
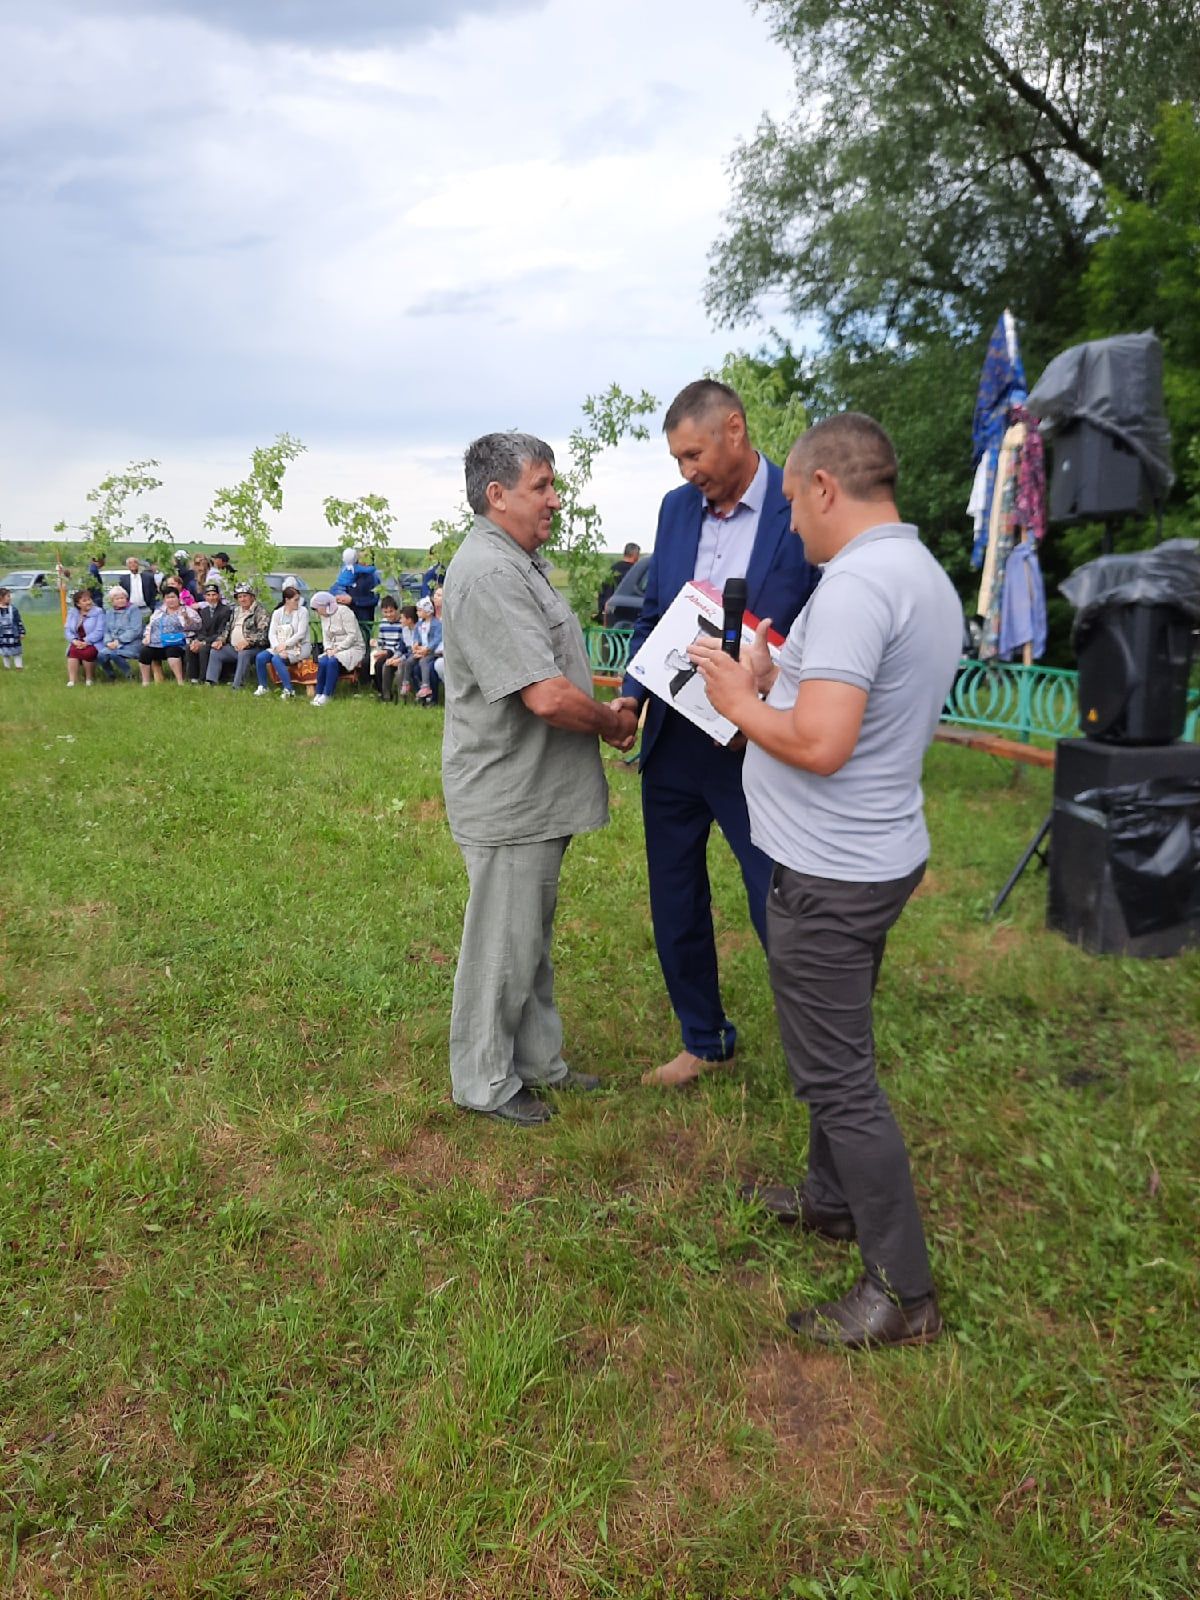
[766,861,933,1302]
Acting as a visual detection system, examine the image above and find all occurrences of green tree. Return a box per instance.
[323,493,400,593]
[548,383,659,621]
[428,508,475,572]
[712,350,808,465]
[1083,102,1200,476]
[709,2,1200,353]
[205,434,306,597]
[56,459,172,578]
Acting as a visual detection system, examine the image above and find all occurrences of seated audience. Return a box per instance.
[207,581,269,688]
[371,594,409,699]
[140,589,199,685]
[395,604,419,697]
[0,586,26,669]
[97,587,143,679]
[407,596,443,704]
[186,582,233,683]
[255,584,310,698]
[65,588,105,686]
[160,574,197,608]
[310,590,366,705]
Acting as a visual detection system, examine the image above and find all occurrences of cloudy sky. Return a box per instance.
[0,0,796,551]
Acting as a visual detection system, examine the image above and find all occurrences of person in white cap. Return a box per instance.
[407,595,443,703]
[310,590,365,705]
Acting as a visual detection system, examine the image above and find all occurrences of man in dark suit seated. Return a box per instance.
[612,379,819,1087]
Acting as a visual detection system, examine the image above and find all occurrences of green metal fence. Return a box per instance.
[584,626,1200,742]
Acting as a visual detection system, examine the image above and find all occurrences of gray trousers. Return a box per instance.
[767,861,933,1302]
[206,644,254,688]
[449,837,571,1111]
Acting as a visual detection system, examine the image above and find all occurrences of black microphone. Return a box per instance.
[722,577,747,659]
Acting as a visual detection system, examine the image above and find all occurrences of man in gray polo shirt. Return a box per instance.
[443,432,639,1126]
[695,413,961,1348]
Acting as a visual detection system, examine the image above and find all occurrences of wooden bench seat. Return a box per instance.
[933,724,1055,769]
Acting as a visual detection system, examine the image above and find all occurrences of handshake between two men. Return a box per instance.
[441,402,965,1351]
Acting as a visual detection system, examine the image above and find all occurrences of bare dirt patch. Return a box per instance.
[385,1124,553,1206]
[410,798,445,823]
[742,1342,894,1518]
[198,1119,276,1197]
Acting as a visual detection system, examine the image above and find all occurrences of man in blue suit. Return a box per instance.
[612,379,819,1086]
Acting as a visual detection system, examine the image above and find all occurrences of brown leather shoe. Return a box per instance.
[736,1182,857,1243]
[786,1275,942,1349]
[641,1049,731,1087]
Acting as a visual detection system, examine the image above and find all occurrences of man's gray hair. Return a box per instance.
[463,431,556,515]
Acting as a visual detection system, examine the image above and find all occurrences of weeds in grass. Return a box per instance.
[1,613,1198,1596]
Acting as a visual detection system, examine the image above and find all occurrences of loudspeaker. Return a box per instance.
[1076,603,1195,743]
[1048,421,1151,524]
[1048,739,1200,957]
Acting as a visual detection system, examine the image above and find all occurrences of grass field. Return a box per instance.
[2,610,1198,1598]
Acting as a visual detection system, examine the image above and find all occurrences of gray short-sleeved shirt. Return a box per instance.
[441,515,609,847]
[743,523,962,881]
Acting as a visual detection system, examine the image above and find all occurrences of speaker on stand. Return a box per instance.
[989,332,1200,949]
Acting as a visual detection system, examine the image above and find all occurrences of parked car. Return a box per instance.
[0,570,58,610]
[603,555,652,629]
[264,572,311,601]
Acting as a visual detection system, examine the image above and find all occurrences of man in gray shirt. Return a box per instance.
[443,432,638,1126]
[695,413,962,1349]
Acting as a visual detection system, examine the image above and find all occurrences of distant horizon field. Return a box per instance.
[4,538,634,571]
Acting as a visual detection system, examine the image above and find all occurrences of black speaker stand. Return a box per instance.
[988,811,1052,920]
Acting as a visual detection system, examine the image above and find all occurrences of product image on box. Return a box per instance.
[626,580,783,745]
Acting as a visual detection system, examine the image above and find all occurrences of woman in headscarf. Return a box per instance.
[309,590,366,705]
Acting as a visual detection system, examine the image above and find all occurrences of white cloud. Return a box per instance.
[0,0,797,548]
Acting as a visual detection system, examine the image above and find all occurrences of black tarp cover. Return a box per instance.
[1027,331,1174,499]
[1060,539,1200,632]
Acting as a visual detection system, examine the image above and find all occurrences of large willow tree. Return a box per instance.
[708,1,1200,355]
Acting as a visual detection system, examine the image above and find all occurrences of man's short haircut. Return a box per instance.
[401,604,418,622]
[0,588,11,601]
[663,379,746,436]
[622,542,640,558]
[380,594,399,610]
[787,413,898,502]
[463,431,556,515]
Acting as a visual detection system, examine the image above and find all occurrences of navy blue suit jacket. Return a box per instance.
[621,456,819,768]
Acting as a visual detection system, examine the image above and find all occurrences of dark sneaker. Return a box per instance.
[736,1181,857,1243]
[468,1087,555,1126]
[550,1070,602,1092]
[786,1275,942,1349]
